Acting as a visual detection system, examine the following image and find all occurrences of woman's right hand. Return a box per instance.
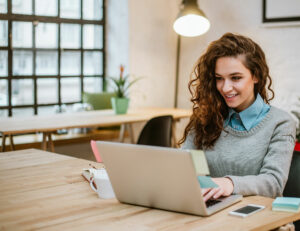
[201,177,234,201]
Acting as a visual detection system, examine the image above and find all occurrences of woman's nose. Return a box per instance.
[222,80,233,93]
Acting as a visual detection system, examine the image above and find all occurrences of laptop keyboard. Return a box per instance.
[205,199,222,207]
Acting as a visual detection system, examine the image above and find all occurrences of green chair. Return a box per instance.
[82,92,116,110]
[283,150,300,229]
[83,92,119,131]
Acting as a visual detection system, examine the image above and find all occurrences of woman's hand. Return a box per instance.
[202,177,234,202]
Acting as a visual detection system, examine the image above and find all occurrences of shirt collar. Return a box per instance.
[239,94,264,130]
[224,94,265,131]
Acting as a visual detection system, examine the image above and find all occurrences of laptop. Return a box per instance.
[95,141,242,216]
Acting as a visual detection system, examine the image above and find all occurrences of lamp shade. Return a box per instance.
[173,0,210,37]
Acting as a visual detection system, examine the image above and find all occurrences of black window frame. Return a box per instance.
[0,0,106,117]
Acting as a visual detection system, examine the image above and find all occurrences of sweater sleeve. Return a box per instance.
[227,118,296,198]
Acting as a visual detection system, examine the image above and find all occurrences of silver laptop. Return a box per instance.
[96,141,242,216]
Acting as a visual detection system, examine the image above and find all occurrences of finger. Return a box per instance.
[213,188,224,199]
[201,188,212,196]
[203,187,221,202]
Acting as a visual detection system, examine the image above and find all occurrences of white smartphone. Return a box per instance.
[229,204,265,218]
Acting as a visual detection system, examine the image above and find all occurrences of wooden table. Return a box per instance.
[1,149,299,231]
[0,107,191,152]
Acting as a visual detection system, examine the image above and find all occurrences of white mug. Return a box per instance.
[89,169,115,199]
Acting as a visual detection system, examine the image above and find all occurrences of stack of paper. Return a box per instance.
[272,197,300,213]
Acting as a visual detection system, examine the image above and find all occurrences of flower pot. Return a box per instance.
[111,97,129,114]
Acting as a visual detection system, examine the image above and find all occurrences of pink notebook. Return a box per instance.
[90,140,102,162]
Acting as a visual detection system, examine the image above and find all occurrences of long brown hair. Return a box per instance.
[179,33,274,149]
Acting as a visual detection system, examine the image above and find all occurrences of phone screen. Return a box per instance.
[233,205,262,214]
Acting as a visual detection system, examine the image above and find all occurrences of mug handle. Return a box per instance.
[89,177,98,192]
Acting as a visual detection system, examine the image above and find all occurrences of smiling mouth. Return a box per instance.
[225,94,238,99]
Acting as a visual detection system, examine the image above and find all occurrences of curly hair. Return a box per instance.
[179,33,274,149]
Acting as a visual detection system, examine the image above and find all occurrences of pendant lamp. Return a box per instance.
[173,0,210,37]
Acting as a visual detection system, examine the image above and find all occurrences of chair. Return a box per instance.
[82,92,116,110]
[283,150,300,229]
[83,92,120,131]
[137,115,173,147]
[90,115,173,163]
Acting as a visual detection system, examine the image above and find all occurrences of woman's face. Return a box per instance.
[215,56,258,112]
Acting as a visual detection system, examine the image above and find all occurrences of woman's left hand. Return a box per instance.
[202,177,234,202]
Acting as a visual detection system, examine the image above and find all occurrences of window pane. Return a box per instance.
[0,79,8,106]
[0,51,8,76]
[12,0,32,14]
[83,25,103,49]
[61,23,81,49]
[38,105,56,115]
[0,0,7,13]
[36,51,58,75]
[12,108,34,117]
[37,78,58,104]
[61,52,81,75]
[83,52,102,75]
[0,109,8,117]
[60,0,80,19]
[84,77,102,93]
[83,0,103,20]
[36,23,57,48]
[61,77,81,103]
[13,51,33,75]
[0,20,8,46]
[12,79,34,105]
[35,0,57,16]
[12,21,32,48]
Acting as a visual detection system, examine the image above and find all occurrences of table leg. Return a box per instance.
[172,120,179,148]
[119,124,126,142]
[1,134,7,152]
[9,134,15,151]
[47,133,55,152]
[42,133,47,150]
[127,124,135,144]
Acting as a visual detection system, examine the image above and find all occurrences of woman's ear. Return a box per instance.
[253,76,258,83]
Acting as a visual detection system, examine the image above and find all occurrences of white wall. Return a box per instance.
[127,0,179,108]
[106,0,129,78]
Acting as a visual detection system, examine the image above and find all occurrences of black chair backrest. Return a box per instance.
[283,150,300,229]
[137,115,173,147]
[284,150,300,197]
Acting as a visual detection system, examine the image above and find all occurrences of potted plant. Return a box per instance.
[109,65,140,114]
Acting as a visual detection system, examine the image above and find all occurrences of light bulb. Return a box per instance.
[173,14,210,37]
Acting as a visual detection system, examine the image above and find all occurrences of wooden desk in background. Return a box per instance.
[0,107,192,152]
[0,149,299,231]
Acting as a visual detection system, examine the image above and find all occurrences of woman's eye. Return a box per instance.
[232,76,241,80]
[215,76,222,81]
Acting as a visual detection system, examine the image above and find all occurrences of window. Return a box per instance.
[0,0,105,117]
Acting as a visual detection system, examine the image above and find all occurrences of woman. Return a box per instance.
[180,33,296,201]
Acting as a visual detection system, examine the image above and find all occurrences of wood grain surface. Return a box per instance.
[0,107,191,135]
[0,149,299,231]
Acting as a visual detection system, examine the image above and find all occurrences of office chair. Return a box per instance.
[283,150,300,230]
[91,115,173,162]
[137,115,173,147]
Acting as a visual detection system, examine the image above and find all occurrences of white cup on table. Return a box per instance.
[89,169,115,199]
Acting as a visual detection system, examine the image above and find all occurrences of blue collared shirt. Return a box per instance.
[224,94,270,131]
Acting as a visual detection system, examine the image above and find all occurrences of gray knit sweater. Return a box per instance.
[182,106,296,198]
